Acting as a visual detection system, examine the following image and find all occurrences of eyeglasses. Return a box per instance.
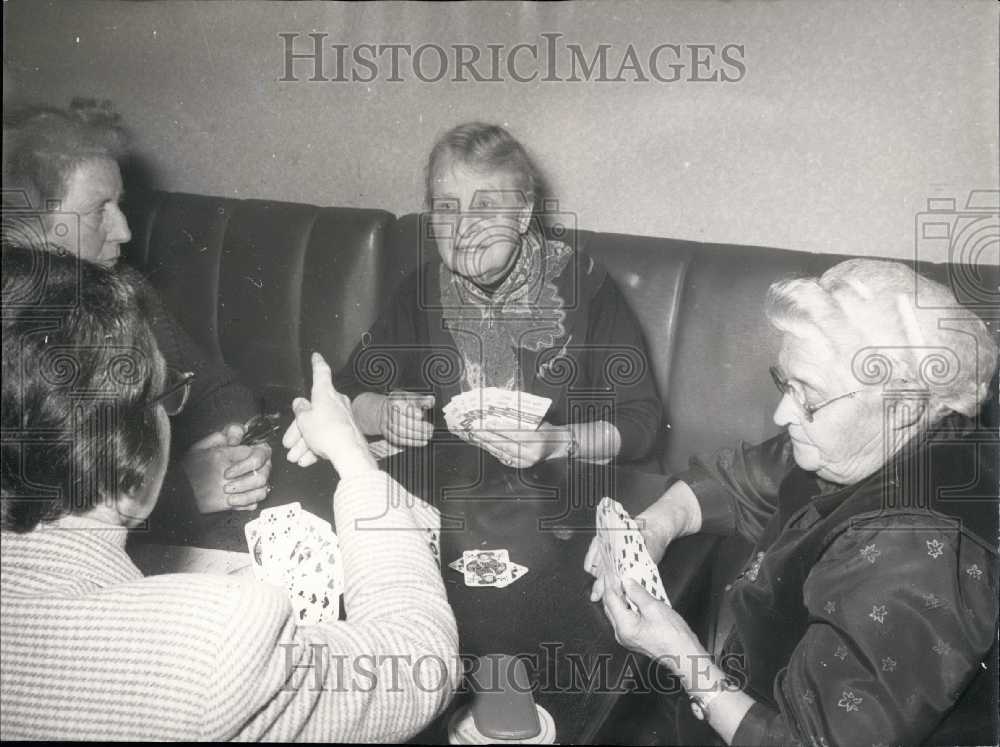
[149,367,195,417]
[769,366,861,423]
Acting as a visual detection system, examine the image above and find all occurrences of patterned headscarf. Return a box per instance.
[440,228,574,390]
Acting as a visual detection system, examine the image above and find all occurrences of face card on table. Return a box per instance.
[493,562,529,588]
[463,549,511,587]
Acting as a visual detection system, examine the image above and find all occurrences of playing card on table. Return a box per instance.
[493,562,529,588]
[462,549,511,587]
[447,549,529,588]
[596,497,670,610]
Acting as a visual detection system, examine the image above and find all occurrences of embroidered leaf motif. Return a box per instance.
[837,690,863,713]
[869,604,888,624]
[860,544,881,564]
[932,639,951,656]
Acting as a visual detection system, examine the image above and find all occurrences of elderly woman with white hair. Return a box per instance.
[586,258,998,745]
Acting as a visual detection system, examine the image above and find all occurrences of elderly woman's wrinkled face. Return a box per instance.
[45,158,131,268]
[430,161,532,286]
[772,332,886,485]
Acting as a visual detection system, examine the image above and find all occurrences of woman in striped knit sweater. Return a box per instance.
[0,246,460,741]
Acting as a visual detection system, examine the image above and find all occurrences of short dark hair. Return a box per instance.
[2,98,127,211]
[1,244,162,532]
[425,122,544,209]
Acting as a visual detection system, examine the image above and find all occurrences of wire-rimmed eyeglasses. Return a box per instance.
[769,366,862,423]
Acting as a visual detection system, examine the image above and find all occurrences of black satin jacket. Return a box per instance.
[679,413,998,746]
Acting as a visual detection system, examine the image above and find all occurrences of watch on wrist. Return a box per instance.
[689,685,725,721]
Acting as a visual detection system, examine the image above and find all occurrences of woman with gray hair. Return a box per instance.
[2,100,272,523]
[586,258,998,745]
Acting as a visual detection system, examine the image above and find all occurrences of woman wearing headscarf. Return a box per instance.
[337,122,662,468]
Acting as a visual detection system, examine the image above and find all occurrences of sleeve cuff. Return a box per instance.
[615,411,651,461]
[676,464,737,535]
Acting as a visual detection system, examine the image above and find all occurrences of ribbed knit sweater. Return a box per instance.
[1,471,459,741]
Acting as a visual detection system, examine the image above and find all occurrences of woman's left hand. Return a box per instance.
[183,424,272,513]
[602,577,705,666]
[476,422,572,468]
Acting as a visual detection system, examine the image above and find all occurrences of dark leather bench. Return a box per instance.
[124,190,997,745]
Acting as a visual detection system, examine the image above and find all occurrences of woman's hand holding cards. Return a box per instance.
[282,352,377,479]
[602,578,702,663]
[585,481,701,602]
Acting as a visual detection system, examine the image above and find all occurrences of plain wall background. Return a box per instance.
[4,0,998,262]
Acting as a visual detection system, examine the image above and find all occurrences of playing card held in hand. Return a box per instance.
[244,503,344,626]
[443,388,552,461]
[595,497,670,611]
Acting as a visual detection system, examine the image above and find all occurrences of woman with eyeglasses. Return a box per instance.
[0,246,459,740]
[585,259,998,745]
[2,100,271,524]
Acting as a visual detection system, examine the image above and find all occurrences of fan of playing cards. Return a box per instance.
[443,388,552,462]
[595,497,670,610]
[448,549,529,588]
[244,503,344,626]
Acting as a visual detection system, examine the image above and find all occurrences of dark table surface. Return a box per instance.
[138,434,717,744]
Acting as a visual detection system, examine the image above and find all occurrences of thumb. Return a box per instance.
[292,397,312,415]
[310,352,332,399]
[623,578,657,613]
[223,422,244,446]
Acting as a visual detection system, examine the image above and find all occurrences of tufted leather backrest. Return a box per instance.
[124,192,391,409]
[129,191,233,365]
[127,194,991,473]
